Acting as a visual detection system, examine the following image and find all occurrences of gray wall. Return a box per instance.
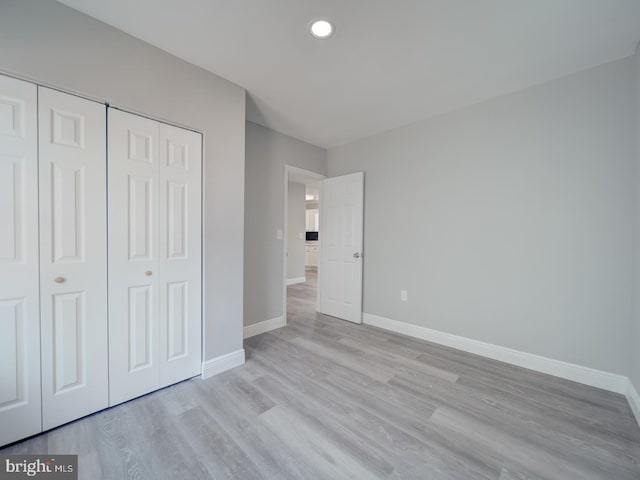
[245,122,326,327]
[328,57,637,375]
[0,0,246,361]
[632,52,640,393]
[287,182,306,281]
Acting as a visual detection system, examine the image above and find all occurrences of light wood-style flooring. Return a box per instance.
[3,268,640,479]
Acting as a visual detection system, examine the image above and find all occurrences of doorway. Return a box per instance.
[283,166,325,326]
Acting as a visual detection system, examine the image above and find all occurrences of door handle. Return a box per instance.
[353,253,360,259]
[54,277,66,283]
[145,270,153,276]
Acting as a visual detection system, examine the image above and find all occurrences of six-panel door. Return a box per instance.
[108,109,161,406]
[0,75,41,446]
[320,172,364,324]
[159,123,202,387]
[38,87,109,430]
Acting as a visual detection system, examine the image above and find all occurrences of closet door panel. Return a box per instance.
[108,109,161,406]
[0,75,40,446]
[39,87,108,430]
[159,124,202,387]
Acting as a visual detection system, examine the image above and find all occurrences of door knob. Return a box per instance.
[54,277,66,283]
[145,270,153,276]
[353,253,360,259]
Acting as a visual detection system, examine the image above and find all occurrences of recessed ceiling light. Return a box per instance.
[309,19,334,39]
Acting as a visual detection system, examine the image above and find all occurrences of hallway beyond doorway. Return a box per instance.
[287,268,317,323]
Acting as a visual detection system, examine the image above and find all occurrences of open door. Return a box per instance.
[319,172,364,323]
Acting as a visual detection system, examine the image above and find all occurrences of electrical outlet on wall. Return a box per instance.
[298,232,304,240]
[401,290,408,301]
[277,229,283,240]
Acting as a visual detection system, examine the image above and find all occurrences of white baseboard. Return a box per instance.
[627,379,640,426]
[287,277,306,285]
[201,349,245,379]
[362,313,628,394]
[243,316,286,339]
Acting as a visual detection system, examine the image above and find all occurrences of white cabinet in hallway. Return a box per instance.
[107,109,202,406]
[0,75,41,446]
[306,208,319,231]
[38,87,109,430]
[305,243,319,267]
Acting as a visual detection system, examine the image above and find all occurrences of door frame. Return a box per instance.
[283,165,326,326]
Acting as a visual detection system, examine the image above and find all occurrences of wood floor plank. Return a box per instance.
[430,405,639,480]
[260,403,382,480]
[252,373,397,478]
[411,344,633,417]
[498,465,546,480]
[189,372,313,479]
[416,350,639,440]
[337,335,460,383]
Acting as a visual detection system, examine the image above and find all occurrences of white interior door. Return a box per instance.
[38,87,108,430]
[108,108,161,406]
[319,172,364,324]
[0,75,41,446]
[158,123,202,387]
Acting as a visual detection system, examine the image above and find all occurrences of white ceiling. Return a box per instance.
[59,0,640,148]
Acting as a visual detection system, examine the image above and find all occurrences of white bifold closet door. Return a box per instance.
[157,122,202,387]
[108,108,202,406]
[0,75,41,446]
[38,87,109,430]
